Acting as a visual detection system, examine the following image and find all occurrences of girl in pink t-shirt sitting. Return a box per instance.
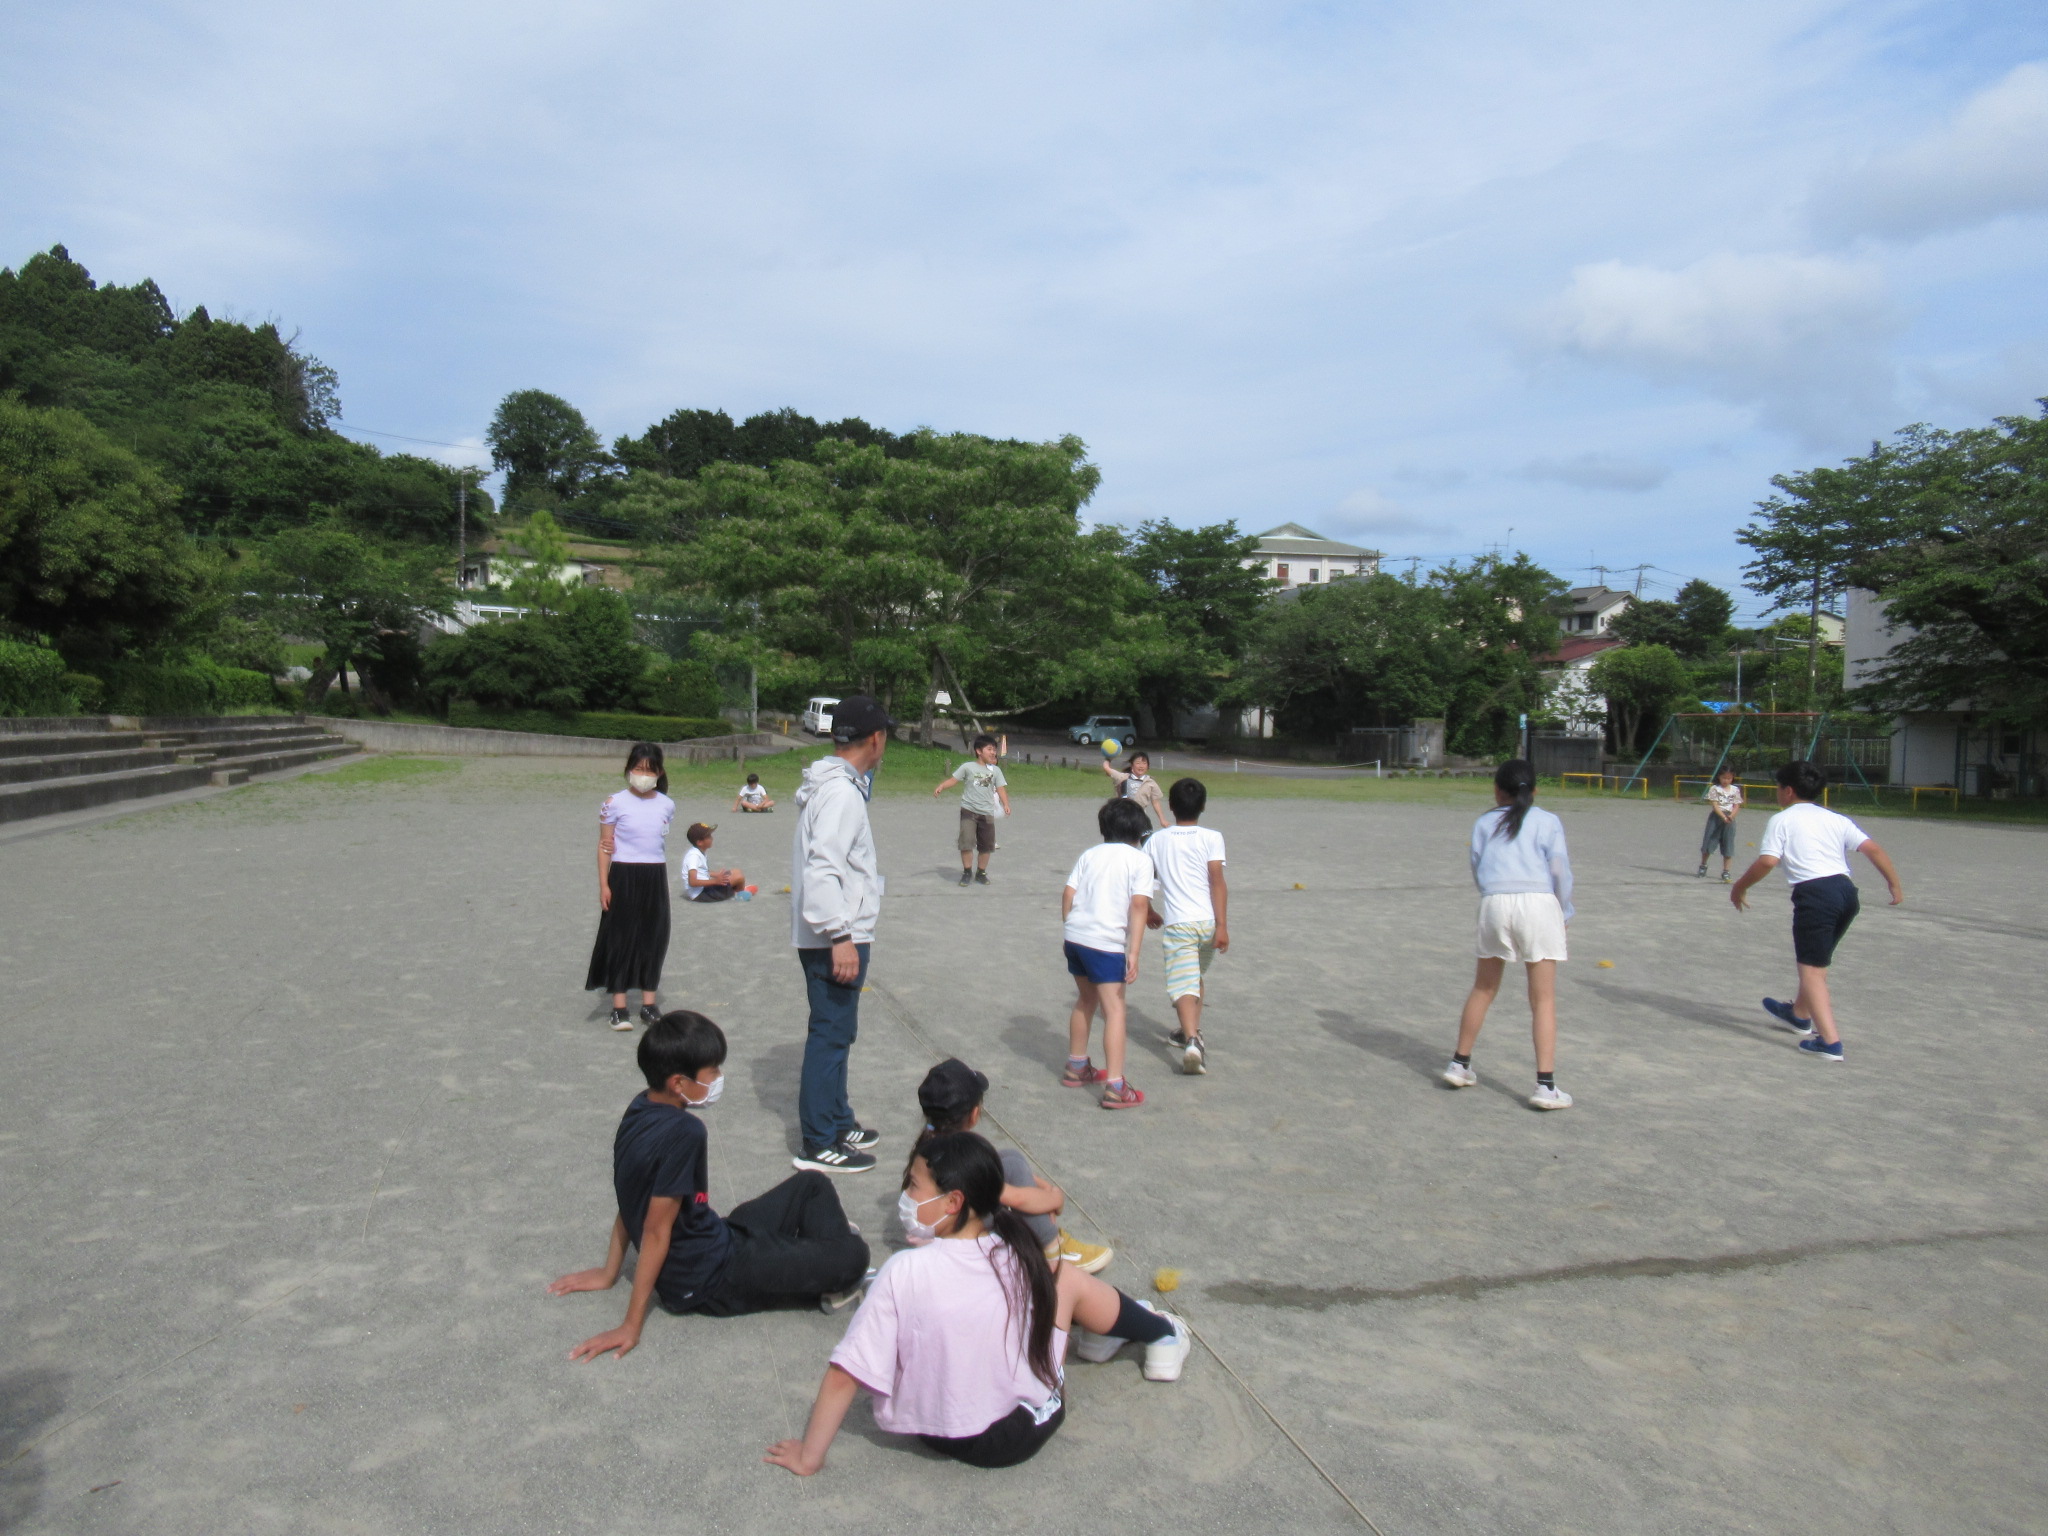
[764,1133,1188,1474]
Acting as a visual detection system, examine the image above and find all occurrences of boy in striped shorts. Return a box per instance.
[1145,778,1228,1075]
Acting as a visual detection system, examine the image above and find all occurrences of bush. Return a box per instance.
[0,638,75,716]
[443,703,731,740]
[99,658,278,715]
[639,656,722,717]
[62,672,105,713]
[422,620,582,713]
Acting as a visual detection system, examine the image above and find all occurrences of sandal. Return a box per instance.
[1099,1081,1145,1110]
[1061,1060,1107,1088]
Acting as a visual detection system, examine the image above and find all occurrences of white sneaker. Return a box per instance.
[1069,1325,1126,1364]
[1529,1084,1573,1110]
[1182,1036,1206,1075]
[1143,1312,1192,1382]
[1441,1059,1477,1088]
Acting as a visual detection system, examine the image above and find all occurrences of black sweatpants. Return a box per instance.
[689,1172,870,1316]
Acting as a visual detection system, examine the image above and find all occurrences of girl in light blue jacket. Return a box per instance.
[1442,760,1575,1110]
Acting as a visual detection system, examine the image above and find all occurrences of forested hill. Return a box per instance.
[0,245,480,540]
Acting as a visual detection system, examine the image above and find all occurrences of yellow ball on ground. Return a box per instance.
[1597,959,1615,968]
[1153,1267,1181,1293]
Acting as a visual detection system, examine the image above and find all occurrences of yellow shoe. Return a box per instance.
[1053,1229,1113,1274]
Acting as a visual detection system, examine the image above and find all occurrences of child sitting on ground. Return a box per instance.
[549,1012,870,1360]
[734,774,775,813]
[763,1131,1187,1475]
[681,822,744,902]
[1144,776,1228,1075]
[1060,797,1155,1109]
[912,1058,1112,1273]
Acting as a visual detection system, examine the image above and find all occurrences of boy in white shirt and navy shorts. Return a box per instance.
[1059,798,1155,1110]
[1144,778,1227,1075]
[1730,760,1905,1061]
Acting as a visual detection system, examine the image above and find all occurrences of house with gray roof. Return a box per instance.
[1242,523,1380,588]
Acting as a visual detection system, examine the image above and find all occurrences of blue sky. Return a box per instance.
[5,1,2046,619]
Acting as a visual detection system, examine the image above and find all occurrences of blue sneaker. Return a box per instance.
[1797,1036,1845,1062]
[1763,997,1814,1034]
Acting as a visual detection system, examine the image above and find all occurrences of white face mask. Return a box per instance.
[685,1073,724,1107]
[897,1189,946,1245]
[628,772,659,793]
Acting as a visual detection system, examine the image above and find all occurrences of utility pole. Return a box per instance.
[1806,565,1822,708]
[456,472,468,593]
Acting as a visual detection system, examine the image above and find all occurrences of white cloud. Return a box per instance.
[1519,452,1668,491]
[1537,251,1898,442]
[1328,488,1455,540]
[1812,61,2048,242]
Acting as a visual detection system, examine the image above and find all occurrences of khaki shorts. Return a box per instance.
[957,810,996,853]
[1475,893,1568,963]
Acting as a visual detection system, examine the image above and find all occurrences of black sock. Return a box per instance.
[1536,1071,1555,1088]
[1452,1052,1471,1067]
[1107,1291,1173,1344]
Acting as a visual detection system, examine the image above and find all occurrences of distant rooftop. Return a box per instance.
[1250,522,1381,558]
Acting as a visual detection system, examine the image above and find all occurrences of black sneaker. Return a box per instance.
[609,1007,633,1032]
[793,1141,877,1174]
[842,1124,881,1150]
[974,869,990,885]
[639,1004,662,1028]
[959,869,973,886]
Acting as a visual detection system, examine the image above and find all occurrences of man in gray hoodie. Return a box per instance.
[789,694,893,1173]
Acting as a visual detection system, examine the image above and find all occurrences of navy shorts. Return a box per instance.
[1064,941,1127,986]
[1790,874,1860,968]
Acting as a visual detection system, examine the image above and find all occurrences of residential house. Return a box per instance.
[1559,585,1632,637]
[1242,524,1380,588]
[1542,633,1622,739]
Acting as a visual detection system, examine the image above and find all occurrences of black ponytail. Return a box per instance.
[918,1132,1059,1391]
[1493,758,1537,841]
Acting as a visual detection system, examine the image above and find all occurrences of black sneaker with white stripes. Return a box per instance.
[842,1123,881,1150]
[793,1140,877,1174]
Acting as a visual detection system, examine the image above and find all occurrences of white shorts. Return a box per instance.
[1475,893,1568,964]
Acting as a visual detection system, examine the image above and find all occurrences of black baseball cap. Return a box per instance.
[917,1057,988,1127]
[830,693,896,742]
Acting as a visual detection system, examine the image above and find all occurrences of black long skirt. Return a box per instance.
[585,862,671,993]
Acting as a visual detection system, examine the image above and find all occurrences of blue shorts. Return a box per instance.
[1790,874,1860,968]
[1063,941,1127,986]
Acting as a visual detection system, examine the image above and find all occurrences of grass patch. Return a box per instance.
[287,755,463,789]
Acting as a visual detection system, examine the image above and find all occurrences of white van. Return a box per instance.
[801,696,840,736]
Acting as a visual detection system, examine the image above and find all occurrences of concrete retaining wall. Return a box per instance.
[325,718,776,761]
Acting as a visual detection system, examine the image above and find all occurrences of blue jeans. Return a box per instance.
[798,944,869,1152]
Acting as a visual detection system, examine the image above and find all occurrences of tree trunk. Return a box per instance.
[918,656,941,747]
[936,651,985,741]
[304,657,338,705]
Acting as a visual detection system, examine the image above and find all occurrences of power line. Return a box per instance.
[334,421,488,453]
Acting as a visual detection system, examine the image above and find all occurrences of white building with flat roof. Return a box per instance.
[1243,524,1380,588]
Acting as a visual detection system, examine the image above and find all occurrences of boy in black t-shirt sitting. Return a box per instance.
[549,1012,872,1360]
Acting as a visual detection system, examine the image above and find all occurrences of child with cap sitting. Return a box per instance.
[681,823,744,902]
[912,1058,1112,1274]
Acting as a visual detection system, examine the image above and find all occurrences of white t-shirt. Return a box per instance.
[680,844,712,898]
[1758,801,1869,885]
[738,782,767,805]
[600,789,674,864]
[1705,782,1743,816]
[1148,824,1225,927]
[830,1233,1065,1438]
[1062,842,1154,952]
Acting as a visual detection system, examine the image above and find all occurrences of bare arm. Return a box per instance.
[1859,839,1904,904]
[764,1364,862,1476]
[1002,1174,1064,1217]
[932,776,960,797]
[1209,860,1229,951]
[597,823,615,910]
[548,1214,627,1296]
[1124,893,1149,983]
[566,1196,678,1362]
[997,785,1011,815]
[1729,854,1778,911]
[1061,885,1075,922]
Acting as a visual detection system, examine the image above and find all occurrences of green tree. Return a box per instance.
[1120,519,1270,736]
[1588,643,1692,753]
[0,398,212,660]
[486,390,610,510]
[422,619,582,713]
[1607,579,1734,660]
[498,509,579,614]
[551,586,650,711]
[246,521,453,709]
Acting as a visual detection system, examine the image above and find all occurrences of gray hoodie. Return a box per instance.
[791,755,884,947]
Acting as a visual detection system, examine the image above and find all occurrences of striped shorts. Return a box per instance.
[1160,921,1216,1001]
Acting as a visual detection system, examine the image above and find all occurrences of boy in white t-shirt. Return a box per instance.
[1730,760,1904,1062]
[733,774,776,813]
[1144,778,1227,1076]
[681,823,745,903]
[1059,798,1155,1110]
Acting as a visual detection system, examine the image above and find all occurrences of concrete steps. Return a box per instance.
[0,716,361,825]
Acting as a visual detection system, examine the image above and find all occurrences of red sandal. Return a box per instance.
[1061,1059,1108,1087]
[1099,1081,1145,1110]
